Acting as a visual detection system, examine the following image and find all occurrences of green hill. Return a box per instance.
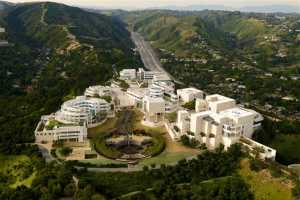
[125,10,300,63]
[5,2,133,51]
[0,2,141,152]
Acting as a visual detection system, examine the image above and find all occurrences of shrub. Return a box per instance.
[180,135,190,146]
[66,160,128,168]
[174,126,179,132]
[144,135,165,157]
[119,79,129,90]
[51,149,57,158]
[182,100,195,110]
[249,158,267,171]
[199,143,207,150]
[100,95,112,103]
[180,135,199,148]
[59,147,73,156]
[187,131,195,136]
[94,135,122,159]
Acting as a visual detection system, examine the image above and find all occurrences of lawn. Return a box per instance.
[79,155,124,165]
[11,172,37,188]
[0,155,37,188]
[88,117,118,138]
[239,159,293,200]
[138,151,197,167]
[86,109,199,167]
[270,134,300,165]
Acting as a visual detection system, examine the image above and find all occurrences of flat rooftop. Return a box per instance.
[220,107,254,118]
[177,87,203,94]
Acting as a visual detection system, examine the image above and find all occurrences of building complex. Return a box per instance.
[35,68,276,160]
[172,94,276,160]
[35,95,111,143]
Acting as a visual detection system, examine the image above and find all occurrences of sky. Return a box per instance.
[5,0,300,9]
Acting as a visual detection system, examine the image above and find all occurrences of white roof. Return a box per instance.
[144,95,165,103]
[177,87,203,94]
[219,107,254,119]
[127,88,147,98]
[120,69,136,74]
[206,94,234,103]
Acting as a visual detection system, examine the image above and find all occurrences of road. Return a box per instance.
[131,32,183,85]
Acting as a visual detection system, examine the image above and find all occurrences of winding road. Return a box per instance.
[131,32,183,85]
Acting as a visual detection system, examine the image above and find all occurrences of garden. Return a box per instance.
[87,109,199,166]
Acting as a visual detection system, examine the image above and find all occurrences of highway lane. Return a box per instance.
[131,32,183,85]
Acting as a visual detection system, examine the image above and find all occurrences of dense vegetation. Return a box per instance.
[77,144,247,199]
[253,118,300,165]
[120,176,253,200]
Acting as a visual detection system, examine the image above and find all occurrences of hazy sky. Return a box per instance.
[6,0,300,9]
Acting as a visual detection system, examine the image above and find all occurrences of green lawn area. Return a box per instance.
[79,155,124,165]
[88,117,118,138]
[270,134,300,165]
[0,155,37,188]
[11,172,37,188]
[138,150,197,167]
[239,159,293,200]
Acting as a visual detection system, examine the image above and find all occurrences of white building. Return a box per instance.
[177,88,204,103]
[152,80,175,95]
[55,96,110,125]
[149,85,164,98]
[84,85,111,97]
[120,69,137,80]
[143,96,165,123]
[0,27,5,33]
[35,115,87,143]
[175,94,264,151]
[205,94,236,113]
[126,87,146,107]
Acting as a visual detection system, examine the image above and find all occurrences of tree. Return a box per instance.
[182,100,196,110]
[59,147,73,157]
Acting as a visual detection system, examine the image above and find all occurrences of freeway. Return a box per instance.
[131,32,183,85]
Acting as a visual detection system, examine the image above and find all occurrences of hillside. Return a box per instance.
[126,10,300,61]
[0,2,142,152]
[5,2,133,52]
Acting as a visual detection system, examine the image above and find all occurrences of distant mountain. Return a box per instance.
[149,5,232,11]
[147,4,300,13]
[240,5,300,13]
[0,1,14,15]
[0,1,13,10]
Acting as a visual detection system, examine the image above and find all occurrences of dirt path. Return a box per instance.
[40,3,48,26]
[164,132,200,154]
